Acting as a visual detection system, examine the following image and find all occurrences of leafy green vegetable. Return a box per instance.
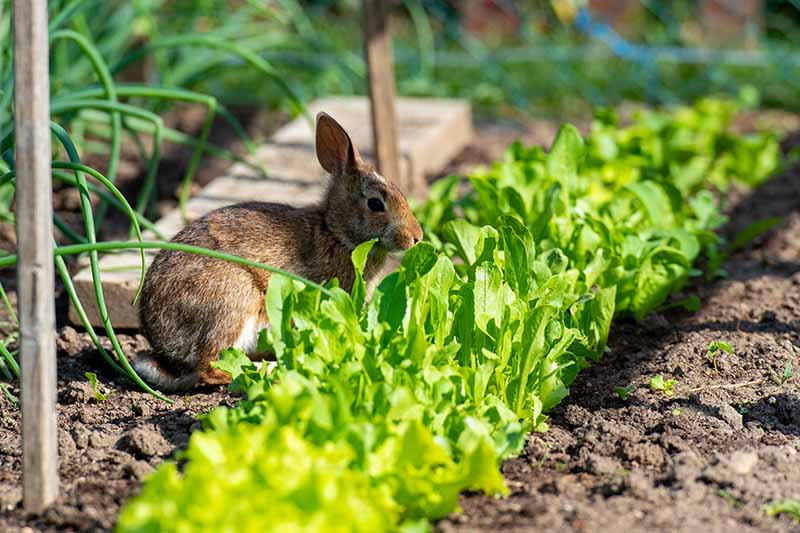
[782,361,794,385]
[731,217,783,251]
[763,499,800,522]
[658,295,701,313]
[0,382,17,405]
[707,341,735,368]
[118,99,780,532]
[420,98,780,321]
[649,375,677,396]
[614,384,635,401]
[84,372,108,402]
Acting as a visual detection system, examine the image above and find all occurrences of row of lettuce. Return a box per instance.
[116,98,780,532]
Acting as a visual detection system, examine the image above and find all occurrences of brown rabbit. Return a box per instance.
[135,112,423,391]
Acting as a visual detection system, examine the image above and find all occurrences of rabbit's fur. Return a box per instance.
[135,113,423,391]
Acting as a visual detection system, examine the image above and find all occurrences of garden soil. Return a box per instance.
[1,113,799,532]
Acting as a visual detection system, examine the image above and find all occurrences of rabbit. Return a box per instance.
[134,112,423,391]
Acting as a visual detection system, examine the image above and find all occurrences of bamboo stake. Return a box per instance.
[14,0,59,513]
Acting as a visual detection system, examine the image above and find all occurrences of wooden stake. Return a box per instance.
[14,0,59,513]
[363,0,403,193]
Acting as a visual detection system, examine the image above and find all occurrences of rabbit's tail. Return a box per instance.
[132,353,198,392]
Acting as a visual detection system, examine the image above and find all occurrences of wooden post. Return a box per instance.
[14,0,59,513]
[363,0,403,193]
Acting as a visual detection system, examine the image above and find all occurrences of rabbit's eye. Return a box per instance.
[367,198,385,212]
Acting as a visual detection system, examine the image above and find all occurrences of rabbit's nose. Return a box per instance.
[411,220,423,245]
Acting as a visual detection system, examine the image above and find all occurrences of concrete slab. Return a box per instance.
[69,96,472,329]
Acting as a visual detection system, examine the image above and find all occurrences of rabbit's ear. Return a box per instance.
[316,112,363,176]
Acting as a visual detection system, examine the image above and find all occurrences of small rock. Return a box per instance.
[58,429,76,459]
[125,460,155,480]
[718,404,743,431]
[729,450,758,475]
[760,445,796,467]
[88,430,117,449]
[0,486,21,510]
[626,470,652,498]
[700,462,731,487]
[73,423,90,449]
[56,326,85,356]
[123,426,172,458]
[672,450,703,482]
[78,409,94,424]
[130,402,146,417]
[59,381,94,404]
[562,405,592,427]
[662,434,691,453]
[642,312,670,333]
[587,454,621,476]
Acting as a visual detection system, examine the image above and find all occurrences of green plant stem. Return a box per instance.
[0,241,332,296]
[0,356,12,381]
[51,171,165,239]
[61,84,257,152]
[111,34,308,121]
[48,0,95,32]
[48,123,169,401]
[53,249,126,377]
[54,213,88,244]
[50,29,122,228]
[0,171,165,240]
[0,382,17,405]
[50,99,163,220]
[0,341,19,377]
[79,112,267,176]
[0,281,17,325]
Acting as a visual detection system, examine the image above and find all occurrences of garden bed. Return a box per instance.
[441,144,800,531]
[1,115,799,532]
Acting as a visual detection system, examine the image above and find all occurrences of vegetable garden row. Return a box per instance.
[116,97,780,532]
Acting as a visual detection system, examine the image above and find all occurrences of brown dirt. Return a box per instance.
[1,117,799,532]
[0,335,234,531]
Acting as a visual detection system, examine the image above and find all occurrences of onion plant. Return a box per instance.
[0,0,328,402]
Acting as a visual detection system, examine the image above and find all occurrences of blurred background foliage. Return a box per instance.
[2,1,798,123]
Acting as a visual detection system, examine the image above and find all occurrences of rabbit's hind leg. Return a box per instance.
[196,294,264,386]
[197,363,233,386]
[232,313,270,359]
